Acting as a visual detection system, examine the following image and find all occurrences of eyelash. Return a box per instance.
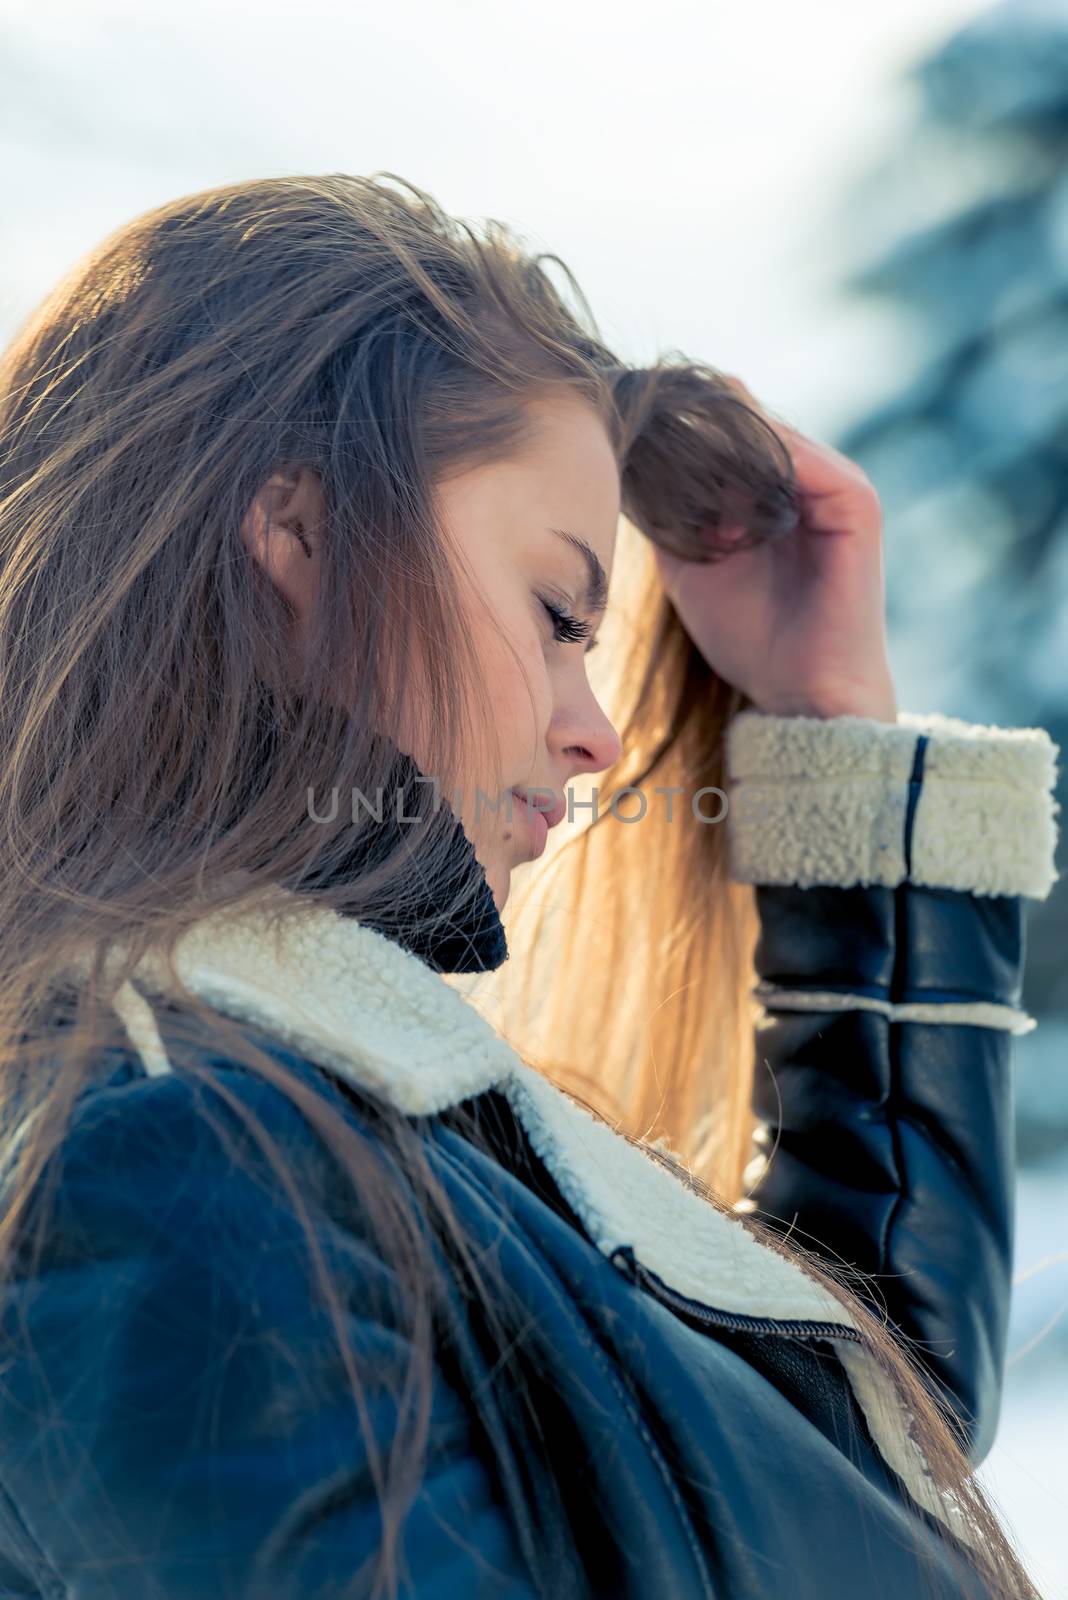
[539,595,598,654]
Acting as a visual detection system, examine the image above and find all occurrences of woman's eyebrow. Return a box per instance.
[547,527,609,615]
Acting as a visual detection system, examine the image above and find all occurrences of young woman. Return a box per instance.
[0,172,1058,1600]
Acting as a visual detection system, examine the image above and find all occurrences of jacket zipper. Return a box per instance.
[609,1244,864,1343]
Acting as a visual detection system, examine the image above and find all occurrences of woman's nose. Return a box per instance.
[551,695,623,777]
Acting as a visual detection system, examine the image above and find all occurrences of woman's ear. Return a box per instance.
[239,466,323,629]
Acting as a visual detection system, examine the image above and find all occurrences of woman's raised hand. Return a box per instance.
[651,376,898,724]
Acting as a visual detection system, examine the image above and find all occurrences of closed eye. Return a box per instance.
[539,596,599,654]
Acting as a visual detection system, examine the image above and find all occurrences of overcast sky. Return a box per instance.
[2,0,985,437]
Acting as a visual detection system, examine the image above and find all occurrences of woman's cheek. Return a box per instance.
[496,643,552,767]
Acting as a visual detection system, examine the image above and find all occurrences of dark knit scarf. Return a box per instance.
[289,737,508,977]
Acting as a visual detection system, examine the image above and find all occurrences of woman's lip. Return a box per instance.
[509,790,554,857]
[510,788,567,829]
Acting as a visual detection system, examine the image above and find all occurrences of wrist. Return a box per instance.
[755,704,898,725]
[753,686,898,725]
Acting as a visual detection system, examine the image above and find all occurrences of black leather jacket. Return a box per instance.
[0,708,1058,1598]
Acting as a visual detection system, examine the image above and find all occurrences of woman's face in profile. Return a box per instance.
[420,393,623,908]
[242,392,623,912]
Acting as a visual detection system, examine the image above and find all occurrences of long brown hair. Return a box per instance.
[0,172,1039,1598]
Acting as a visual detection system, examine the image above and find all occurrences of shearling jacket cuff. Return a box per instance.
[724,708,1061,900]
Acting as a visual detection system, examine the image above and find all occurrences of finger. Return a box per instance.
[721,376,880,542]
[781,432,875,503]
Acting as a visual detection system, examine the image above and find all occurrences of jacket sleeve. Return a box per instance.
[0,1064,538,1599]
[723,707,1061,1466]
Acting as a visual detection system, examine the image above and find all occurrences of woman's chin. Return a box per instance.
[468,833,510,914]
